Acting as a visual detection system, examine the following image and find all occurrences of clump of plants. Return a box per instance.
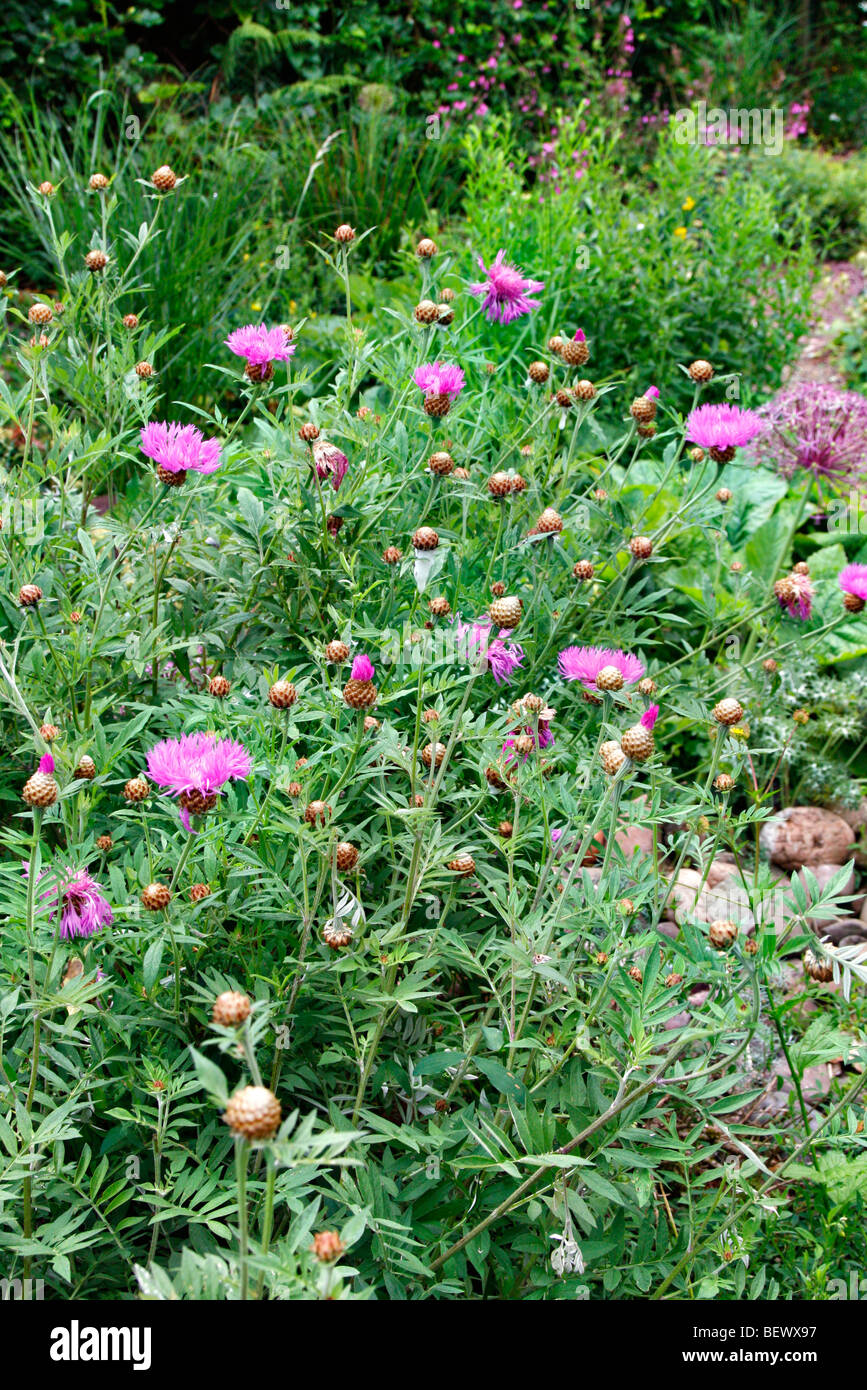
[1,160,867,1303]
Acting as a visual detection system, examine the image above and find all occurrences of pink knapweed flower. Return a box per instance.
[557,645,645,691]
[147,733,252,830]
[839,563,867,602]
[225,324,295,368]
[39,753,55,774]
[413,361,466,400]
[25,864,113,940]
[686,403,764,460]
[774,571,814,621]
[749,384,867,483]
[641,704,659,730]
[468,250,544,324]
[350,654,375,681]
[140,422,222,476]
[312,439,349,491]
[456,617,524,684]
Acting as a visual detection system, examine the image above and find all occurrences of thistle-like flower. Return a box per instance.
[413,361,466,409]
[146,733,252,830]
[557,645,645,692]
[686,403,764,462]
[225,324,295,381]
[467,250,544,325]
[25,864,113,940]
[774,571,814,621]
[838,562,867,613]
[140,422,222,479]
[311,439,349,491]
[455,616,524,684]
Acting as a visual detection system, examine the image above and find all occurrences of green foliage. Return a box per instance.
[1,157,867,1302]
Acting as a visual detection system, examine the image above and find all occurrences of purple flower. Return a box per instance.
[413,361,466,400]
[641,704,660,730]
[557,645,645,691]
[312,439,349,491]
[839,563,867,601]
[686,403,764,460]
[225,324,295,368]
[774,572,814,621]
[147,733,252,830]
[468,250,544,324]
[25,865,113,940]
[350,654,375,681]
[39,753,54,774]
[749,384,867,483]
[140,422,222,476]
[456,616,524,684]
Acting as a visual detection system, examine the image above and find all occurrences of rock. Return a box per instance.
[860,896,867,927]
[834,799,867,832]
[657,920,679,940]
[706,858,737,888]
[823,919,867,947]
[760,806,854,872]
[615,822,653,858]
[667,868,706,925]
[663,1010,690,1032]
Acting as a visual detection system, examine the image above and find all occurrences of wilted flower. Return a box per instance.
[750,384,867,483]
[774,571,814,621]
[140,422,222,476]
[456,616,524,684]
[146,733,252,830]
[225,324,295,369]
[468,250,544,324]
[557,644,645,691]
[686,403,764,461]
[25,864,113,940]
[312,439,350,491]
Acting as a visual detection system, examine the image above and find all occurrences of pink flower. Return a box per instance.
[686,403,764,457]
[839,563,867,601]
[39,753,55,774]
[25,864,113,940]
[312,439,349,491]
[140,422,222,476]
[775,572,814,621]
[350,654,375,681]
[468,250,544,324]
[557,645,645,691]
[456,617,524,684]
[147,733,252,830]
[644,385,660,399]
[224,324,295,368]
[413,361,466,400]
[641,704,659,730]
